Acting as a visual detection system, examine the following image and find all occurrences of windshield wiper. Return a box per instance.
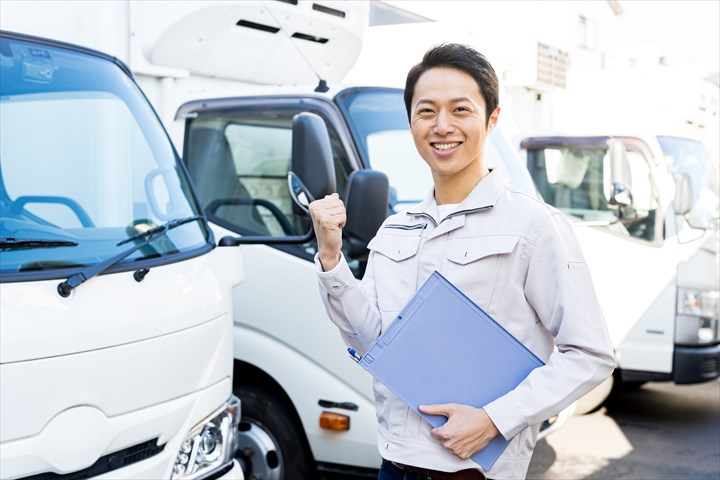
[0,238,79,249]
[117,215,204,246]
[57,215,204,297]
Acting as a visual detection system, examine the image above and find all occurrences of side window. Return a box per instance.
[623,148,658,242]
[529,145,658,242]
[185,109,350,258]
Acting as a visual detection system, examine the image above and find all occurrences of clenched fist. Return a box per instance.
[309,193,346,271]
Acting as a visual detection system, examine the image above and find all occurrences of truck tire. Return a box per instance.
[573,375,614,415]
[234,385,314,480]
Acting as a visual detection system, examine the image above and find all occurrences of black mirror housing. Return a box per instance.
[291,112,336,201]
[344,170,390,258]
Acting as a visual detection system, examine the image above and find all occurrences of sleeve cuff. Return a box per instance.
[315,253,356,296]
[483,396,528,440]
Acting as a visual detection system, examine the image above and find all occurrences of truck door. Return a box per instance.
[179,100,383,477]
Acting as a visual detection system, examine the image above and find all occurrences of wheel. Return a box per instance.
[573,375,614,415]
[234,385,314,480]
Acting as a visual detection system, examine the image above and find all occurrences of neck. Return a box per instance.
[433,166,490,205]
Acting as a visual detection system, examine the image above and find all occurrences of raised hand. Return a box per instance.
[309,193,346,271]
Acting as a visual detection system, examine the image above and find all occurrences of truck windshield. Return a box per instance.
[335,88,536,209]
[0,34,210,281]
[657,136,720,231]
[525,139,662,242]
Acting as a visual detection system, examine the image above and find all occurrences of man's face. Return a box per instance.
[410,67,499,184]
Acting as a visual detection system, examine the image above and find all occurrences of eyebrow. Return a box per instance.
[415,97,476,106]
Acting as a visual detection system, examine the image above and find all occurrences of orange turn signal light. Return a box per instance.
[319,411,350,431]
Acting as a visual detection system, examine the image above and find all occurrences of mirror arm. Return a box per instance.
[218,229,315,246]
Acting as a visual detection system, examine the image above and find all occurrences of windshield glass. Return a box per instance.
[335,88,536,210]
[0,34,209,280]
[657,135,720,230]
[525,140,663,242]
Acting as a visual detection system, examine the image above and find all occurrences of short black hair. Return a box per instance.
[404,43,499,125]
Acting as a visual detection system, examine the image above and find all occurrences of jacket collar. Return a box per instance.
[406,168,507,224]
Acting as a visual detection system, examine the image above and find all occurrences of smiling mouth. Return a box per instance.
[431,142,461,151]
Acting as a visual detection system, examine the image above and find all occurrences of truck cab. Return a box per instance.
[521,134,719,397]
[175,85,570,479]
[0,31,242,480]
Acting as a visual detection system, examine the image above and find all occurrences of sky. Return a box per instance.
[381,0,720,79]
[615,0,720,76]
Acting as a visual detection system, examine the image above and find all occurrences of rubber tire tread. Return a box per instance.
[235,385,315,480]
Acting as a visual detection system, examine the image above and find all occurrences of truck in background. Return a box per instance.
[0,31,243,480]
[520,134,719,410]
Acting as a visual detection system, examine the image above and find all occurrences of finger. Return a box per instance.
[419,404,454,416]
[309,201,345,221]
[320,217,346,231]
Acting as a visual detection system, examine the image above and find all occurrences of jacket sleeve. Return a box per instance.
[483,212,616,440]
[315,253,383,355]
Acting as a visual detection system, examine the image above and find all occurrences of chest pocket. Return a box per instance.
[367,231,422,312]
[445,235,520,314]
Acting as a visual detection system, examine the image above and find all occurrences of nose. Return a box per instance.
[433,110,455,135]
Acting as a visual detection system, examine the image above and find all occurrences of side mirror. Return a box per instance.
[607,139,633,208]
[218,112,336,246]
[291,112,336,201]
[608,182,633,208]
[673,173,694,216]
[343,170,390,259]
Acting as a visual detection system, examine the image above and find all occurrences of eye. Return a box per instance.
[455,106,471,113]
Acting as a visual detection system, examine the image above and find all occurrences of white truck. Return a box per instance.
[520,134,719,408]
[0,31,244,479]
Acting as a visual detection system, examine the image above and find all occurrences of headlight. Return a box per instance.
[677,288,719,319]
[676,288,720,344]
[172,396,240,479]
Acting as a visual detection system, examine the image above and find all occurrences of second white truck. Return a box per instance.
[520,134,719,404]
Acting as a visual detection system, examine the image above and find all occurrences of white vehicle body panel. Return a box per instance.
[0,30,241,480]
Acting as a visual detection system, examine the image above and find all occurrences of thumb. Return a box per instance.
[419,403,455,417]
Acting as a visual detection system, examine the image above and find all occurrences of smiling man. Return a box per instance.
[309,43,615,480]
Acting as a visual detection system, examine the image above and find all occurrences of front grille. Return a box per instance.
[700,357,719,377]
[22,438,165,480]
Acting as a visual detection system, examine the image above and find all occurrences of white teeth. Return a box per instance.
[433,142,459,151]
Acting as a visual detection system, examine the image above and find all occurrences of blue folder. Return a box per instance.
[358,271,544,471]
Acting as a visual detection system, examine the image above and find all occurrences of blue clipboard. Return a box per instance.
[358,271,544,471]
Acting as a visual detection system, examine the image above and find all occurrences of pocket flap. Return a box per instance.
[368,234,421,262]
[447,236,520,265]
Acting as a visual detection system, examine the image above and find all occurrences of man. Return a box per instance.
[309,43,615,480]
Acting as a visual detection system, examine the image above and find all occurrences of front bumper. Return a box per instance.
[673,343,720,384]
[199,459,243,480]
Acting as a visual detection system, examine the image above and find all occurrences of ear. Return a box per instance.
[488,107,501,132]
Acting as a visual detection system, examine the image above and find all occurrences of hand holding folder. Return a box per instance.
[356,271,544,471]
[418,402,502,462]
